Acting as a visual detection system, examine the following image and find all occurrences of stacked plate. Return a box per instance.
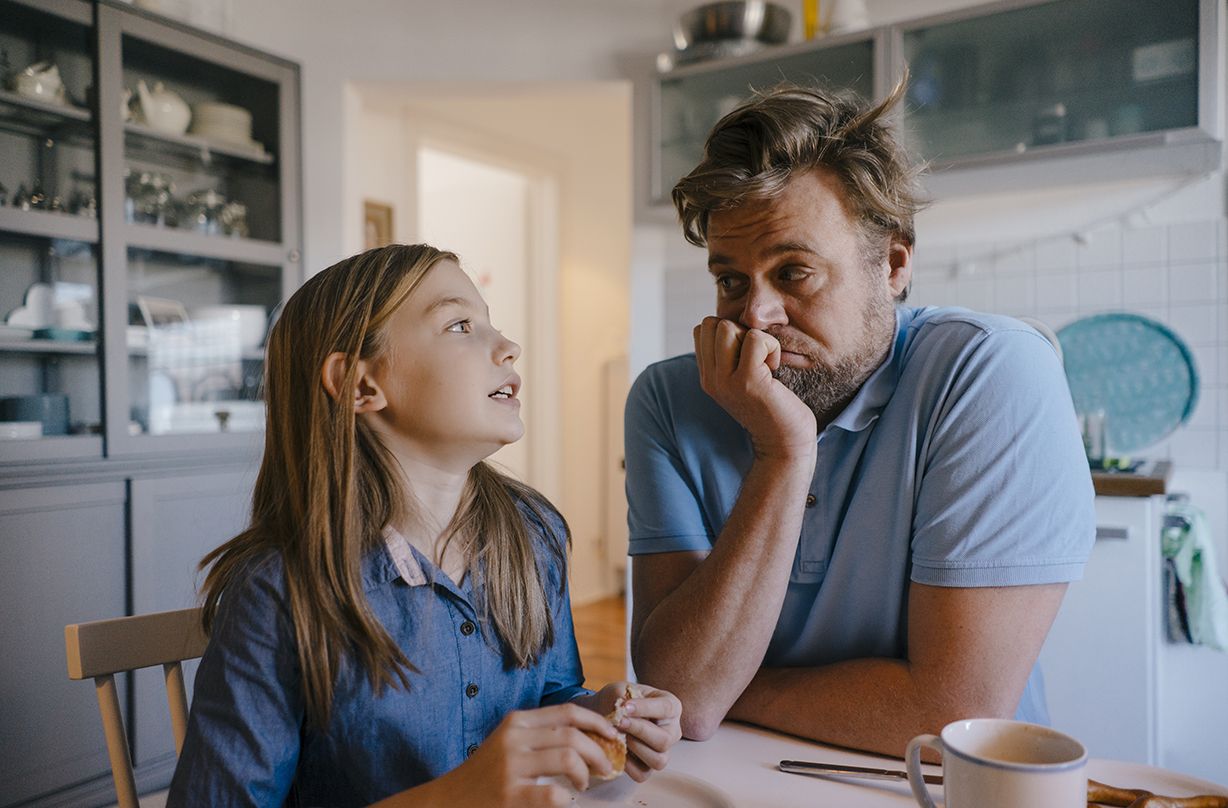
[189,101,258,149]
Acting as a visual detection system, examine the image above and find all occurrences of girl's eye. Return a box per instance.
[447,319,472,334]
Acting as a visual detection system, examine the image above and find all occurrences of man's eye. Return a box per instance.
[447,319,472,333]
[714,275,743,292]
[779,266,809,281]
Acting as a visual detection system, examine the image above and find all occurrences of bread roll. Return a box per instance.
[585,685,640,782]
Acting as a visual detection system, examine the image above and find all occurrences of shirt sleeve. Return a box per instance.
[530,506,594,706]
[910,326,1097,587]
[624,361,718,555]
[167,558,302,807]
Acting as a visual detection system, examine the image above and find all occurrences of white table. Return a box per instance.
[659,722,1228,807]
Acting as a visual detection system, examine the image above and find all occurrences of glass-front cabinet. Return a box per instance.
[0,0,101,463]
[0,0,301,464]
[650,0,1220,205]
[898,0,1214,167]
[653,31,884,202]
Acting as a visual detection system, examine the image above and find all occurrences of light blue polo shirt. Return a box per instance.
[625,306,1096,724]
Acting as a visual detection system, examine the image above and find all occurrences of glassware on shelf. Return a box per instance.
[124,169,176,226]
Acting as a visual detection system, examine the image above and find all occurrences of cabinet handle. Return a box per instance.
[288,249,301,262]
[1095,525,1130,541]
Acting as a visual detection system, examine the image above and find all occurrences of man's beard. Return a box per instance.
[772,290,896,423]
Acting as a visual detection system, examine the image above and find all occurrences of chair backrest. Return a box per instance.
[65,608,208,808]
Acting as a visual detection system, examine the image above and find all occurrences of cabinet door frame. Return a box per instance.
[95,1,302,458]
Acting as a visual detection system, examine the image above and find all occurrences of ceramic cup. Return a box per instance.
[0,393,70,435]
[906,719,1087,808]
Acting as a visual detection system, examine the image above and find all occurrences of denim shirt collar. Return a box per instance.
[824,306,913,435]
[363,527,477,608]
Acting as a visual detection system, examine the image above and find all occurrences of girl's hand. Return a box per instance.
[591,681,684,783]
[421,703,621,807]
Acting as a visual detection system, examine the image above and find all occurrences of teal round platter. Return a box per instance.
[1057,312,1198,454]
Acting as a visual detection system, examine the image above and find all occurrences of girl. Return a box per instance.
[169,244,682,807]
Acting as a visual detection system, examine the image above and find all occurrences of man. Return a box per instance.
[624,82,1095,758]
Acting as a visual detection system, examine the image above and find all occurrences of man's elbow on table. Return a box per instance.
[680,704,723,741]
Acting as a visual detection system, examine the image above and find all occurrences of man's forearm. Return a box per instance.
[726,659,1006,759]
[632,454,813,739]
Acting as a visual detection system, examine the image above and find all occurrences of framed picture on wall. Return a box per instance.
[364,200,394,249]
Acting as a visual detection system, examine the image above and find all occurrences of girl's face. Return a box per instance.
[365,259,523,467]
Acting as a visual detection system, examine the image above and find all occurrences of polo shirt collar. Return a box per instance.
[825,306,912,435]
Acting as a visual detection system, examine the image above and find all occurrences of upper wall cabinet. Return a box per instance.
[649,0,1221,205]
[652,29,886,203]
[0,0,301,467]
[896,0,1220,184]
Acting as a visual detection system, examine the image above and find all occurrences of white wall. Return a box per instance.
[224,1,673,274]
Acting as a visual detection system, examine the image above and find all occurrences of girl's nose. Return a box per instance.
[497,333,521,364]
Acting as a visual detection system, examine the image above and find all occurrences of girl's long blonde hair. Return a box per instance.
[199,244,567,729]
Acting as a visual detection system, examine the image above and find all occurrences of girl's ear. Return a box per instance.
[321,352,388,413]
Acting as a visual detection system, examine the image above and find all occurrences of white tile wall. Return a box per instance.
[660,215,1228,473]
[917,216,1228,473]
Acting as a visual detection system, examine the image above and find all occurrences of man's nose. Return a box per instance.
[739,284,788,331]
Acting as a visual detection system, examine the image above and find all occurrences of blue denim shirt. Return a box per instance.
[168,509,589,807]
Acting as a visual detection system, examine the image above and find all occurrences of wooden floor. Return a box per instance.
[573,595,628,688]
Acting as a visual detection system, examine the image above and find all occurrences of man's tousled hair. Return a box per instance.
[672,77,925,262]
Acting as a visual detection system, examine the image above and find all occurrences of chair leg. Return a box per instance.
[95,673,139,808]
[164,661,190,756]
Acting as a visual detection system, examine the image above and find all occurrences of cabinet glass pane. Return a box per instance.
[121,34,281,245]
[127,248,276,437]
[903,0,1200,163]
[0,237,100,444]
[0,2,100,453]
[658,39,875,198]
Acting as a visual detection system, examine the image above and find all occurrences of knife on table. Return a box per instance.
[779,759,943,786]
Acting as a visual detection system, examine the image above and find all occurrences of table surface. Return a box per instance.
[654,722,1228,807]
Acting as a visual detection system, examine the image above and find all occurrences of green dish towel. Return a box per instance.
[1162,502,1228,652]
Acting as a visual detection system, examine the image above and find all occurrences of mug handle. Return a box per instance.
[905,733,943,808]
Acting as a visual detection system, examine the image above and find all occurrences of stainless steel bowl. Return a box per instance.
[673,1,793,52]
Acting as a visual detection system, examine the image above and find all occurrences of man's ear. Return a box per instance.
[886,239,913,299]
[321,352,387,413]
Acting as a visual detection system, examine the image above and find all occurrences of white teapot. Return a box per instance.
[12,61,67,105]
[136,79,190,135]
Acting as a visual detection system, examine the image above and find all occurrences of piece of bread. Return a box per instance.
[585,685,640,782]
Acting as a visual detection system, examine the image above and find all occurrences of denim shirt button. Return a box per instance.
[466,743,479,757]
[465,682,479,698]
[805,494,817,508]
[460,620,476,636]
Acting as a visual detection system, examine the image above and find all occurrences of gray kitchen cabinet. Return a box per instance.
[895,0,1221,194]
[128,468,254,785]
[0,1,300,804]
[649,0,1222,205]
[0,482,126,807]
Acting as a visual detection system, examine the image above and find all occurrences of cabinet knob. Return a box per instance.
[288,249,301,262]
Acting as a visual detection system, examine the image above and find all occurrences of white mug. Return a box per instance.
[906,719,1087,808]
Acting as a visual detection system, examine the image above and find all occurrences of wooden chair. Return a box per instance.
[65,608,208,808]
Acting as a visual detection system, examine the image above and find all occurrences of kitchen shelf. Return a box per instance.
[124,223,286,265]
[0,207,99,243]
[0,338,97,355]
[124,121,275,168]
[0,434,103,463]
[0,88,93,141]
